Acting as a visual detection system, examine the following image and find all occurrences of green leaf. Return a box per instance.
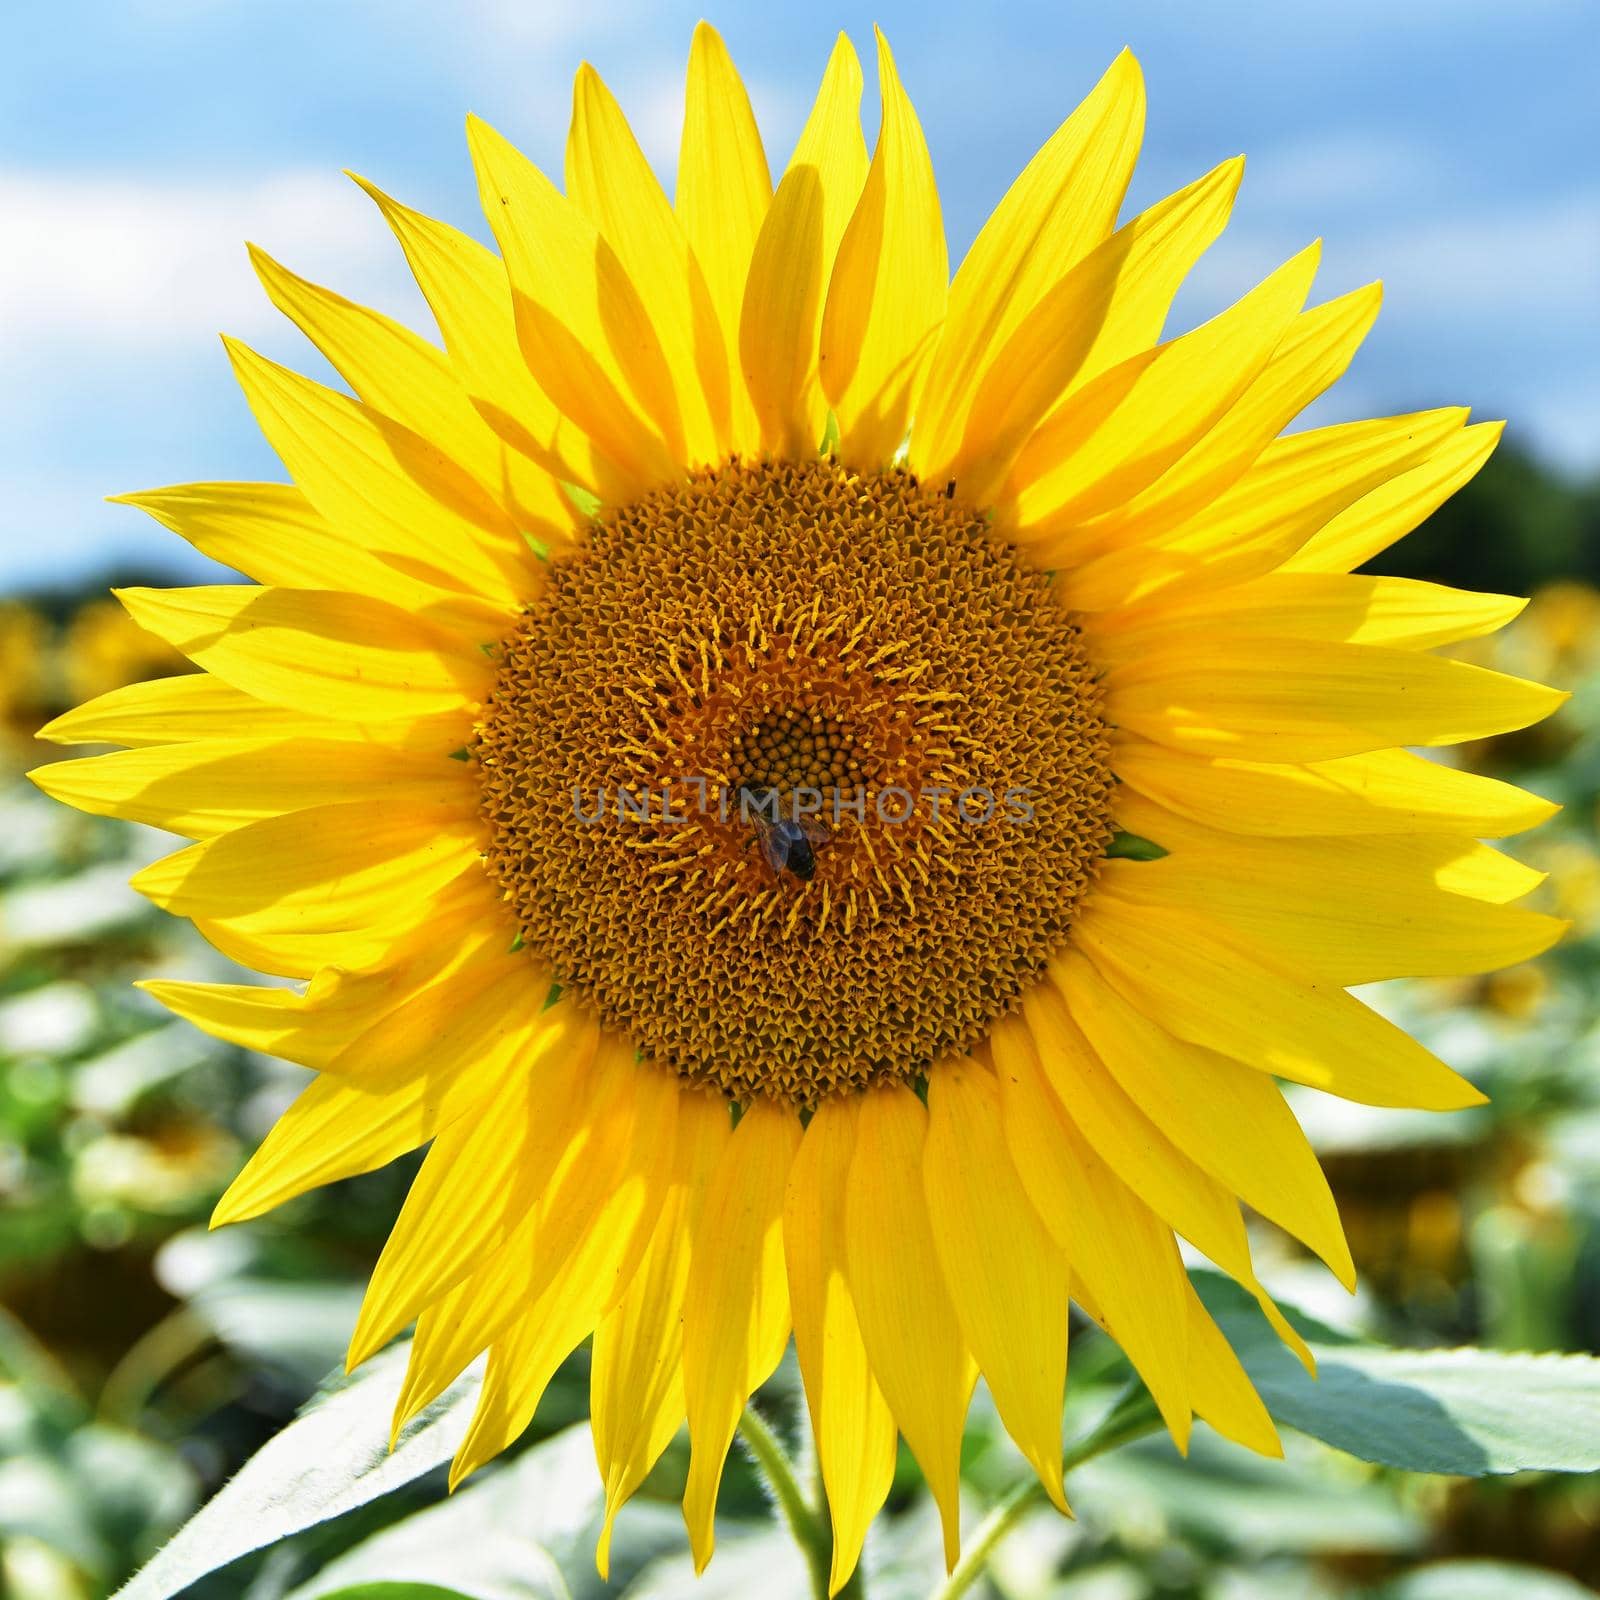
[1104,829,1168,861]
[313,1586,483,1600]
[623,1530,814,1600]
[1196,1271,1600,1475]
[1075,1432,1423,1555]
[285,1422,685,1600]
[1375,1561,1598,1600]
[112,1343,483,1600]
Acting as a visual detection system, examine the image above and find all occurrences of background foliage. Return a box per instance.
[2,445,1599,1598]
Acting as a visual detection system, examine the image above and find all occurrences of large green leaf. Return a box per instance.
[113,1343,482,1600]
[1196,1272,1600,1475]
[1075,1432,1423,1555]
[285,1422,685,1600]
[300,1588,479,1600]
[621,1531,814,1600]
[1376,1561,1598,1599]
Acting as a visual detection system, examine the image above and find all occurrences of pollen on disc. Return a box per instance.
[473,459,1115,1105]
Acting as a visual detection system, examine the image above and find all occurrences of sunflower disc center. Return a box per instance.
[474,459,1115,1105]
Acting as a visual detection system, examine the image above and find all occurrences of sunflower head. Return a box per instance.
[475,456,1116,1104]
[32,20,1566,1590]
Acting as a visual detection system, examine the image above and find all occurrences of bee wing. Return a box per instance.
[758,822,790,873]
[798,814,832,848]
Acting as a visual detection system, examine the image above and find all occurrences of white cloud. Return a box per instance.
[463,0,618,48]
[1360,194,1600,320]
[0,169,429,353]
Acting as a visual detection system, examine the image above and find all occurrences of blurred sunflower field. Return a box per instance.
[3,444,1600,1600]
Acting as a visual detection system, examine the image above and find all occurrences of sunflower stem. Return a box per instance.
[738,1403,834,1599]
[928,1386,1164,1600]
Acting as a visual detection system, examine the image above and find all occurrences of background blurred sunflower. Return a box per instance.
[25,20,1572,1596]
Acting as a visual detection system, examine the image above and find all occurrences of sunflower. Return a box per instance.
[33,24,1566,1591]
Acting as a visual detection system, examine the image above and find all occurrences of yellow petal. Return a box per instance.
[1050,952,1352,1287]
[1076,895,1485,1109]
[1005,241,1320,526]
[1091,573,1525,662]
[345,1014,605,1367]
[991,1045,1192,1448]
[1061,406,1470,611]
[221,337,528,610]
[212,971,569,1225]
[137,899,505,1067]
[1100,800,1564,983]
[392,1050,664,1438]
[593,1086,730,1579]
[131,800,480,931]
[1028,281,1381,565]
[1115,779,1546,910]
[248,245,576,553]
[1112,740,1558,840]
[33,671,458,752]
[467,114,681,488]
[567,63,728,463]
[29,737,468,838]
[114,585,490,723]
[184,858,501,984]
[176,864,486,985]
[1105,635,1567,762]
[783,1097,897,1593]
[34,673,257,747]
[936,157,1243,502]
[914,50,1145,473]
[924,1060,1072,1512]
[1285,420,1504,573]
[448,1064,682,1488]
[110,482,472,615]
[999,1002,1243,1272]
[1001,994,1312,1369]
[1183,1281,1282,1457]
[741,33,867,457]
[137,978,351,1066]
[844,1086,975,1571]
[681,1098,799,1570]
[818,29,947,467]
[212,1070,482,1225]
[349,172,618,504]
[678,22,771,459]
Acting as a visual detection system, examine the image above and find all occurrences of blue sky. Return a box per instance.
[3,0,1596,590]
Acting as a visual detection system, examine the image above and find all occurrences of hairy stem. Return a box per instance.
[738,1404,835,1600]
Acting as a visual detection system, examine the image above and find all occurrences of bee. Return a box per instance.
[739,788,830,882]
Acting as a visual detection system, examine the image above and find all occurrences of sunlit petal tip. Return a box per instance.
[209,1180,258,1231]
[344,1320,390,1374]
[343,169,399,217]
[1219,150,1246,187]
